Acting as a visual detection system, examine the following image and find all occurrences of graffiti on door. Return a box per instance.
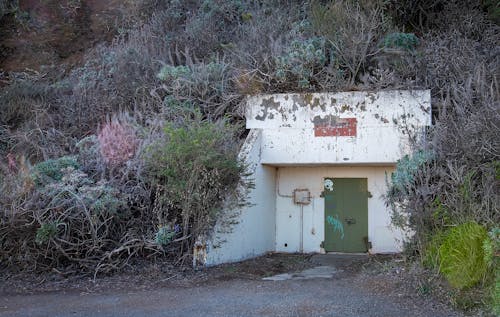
[326,214,344,239]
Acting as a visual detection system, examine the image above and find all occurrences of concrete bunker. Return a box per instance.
[206,90,431,265]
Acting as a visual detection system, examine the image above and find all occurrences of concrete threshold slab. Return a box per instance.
[310,253,368,267]
[262,266,339,281]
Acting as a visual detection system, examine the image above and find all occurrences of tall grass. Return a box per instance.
[438,222,490,289]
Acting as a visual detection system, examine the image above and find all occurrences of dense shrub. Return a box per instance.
[229,2,310,92]
[0,164,156,273]
[146,111,251,254]
[421,224,498,311]
[274,36,332,89]
[481,0,500,24]
[97,114,139,168]
[156,60,236,115]
[1,121,156,274]
[0,110,252,273]
[422,230,445,269]
[385,0,444,30]
[389,151,433,196]
[0,75,66,159]
[155,226,177,246]
[388,66,499,240]
[386,4,500,239]
[380,32,419,51]
[75,135,104,176]
[384,4,499,310]
[494,279,500,315]
[310,0,390,86]
[31,156,79,185]
[35,222,59,245]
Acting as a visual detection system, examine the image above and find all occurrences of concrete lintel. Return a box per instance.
[261,162,397,168]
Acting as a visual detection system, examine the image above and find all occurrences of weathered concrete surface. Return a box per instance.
[246,91,431,165]
[310,253,369,266]
[206,129,277,265]
[262,266,338,281]
[0,277,462,317]
[207,91,431,266]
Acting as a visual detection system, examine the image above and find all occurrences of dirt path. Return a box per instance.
[0,254,464,317]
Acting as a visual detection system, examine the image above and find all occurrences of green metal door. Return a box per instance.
[323,178,368,252]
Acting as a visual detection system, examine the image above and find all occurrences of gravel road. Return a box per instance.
[0,274,463,316]
[0,254,465,317]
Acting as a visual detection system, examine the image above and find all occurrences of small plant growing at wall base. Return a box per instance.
[155,226,176,246]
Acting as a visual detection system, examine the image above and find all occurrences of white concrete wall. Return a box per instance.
[247,90,431,165]
[275,166,403,254]
[205,130,276,265]
[207,91,430,264]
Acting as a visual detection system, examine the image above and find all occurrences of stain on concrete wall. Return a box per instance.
[255,97,280,121]
[314,116,357,137]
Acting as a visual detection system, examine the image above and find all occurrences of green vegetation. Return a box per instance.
[438,222,490,289]
[493,274,500,315]
[390,151,433,196]
[35,222,59,245]
[422,230,445,269]
[146,111,250,250]
[275,36,331,88]
[381,33,419,51]
[157,65,191,81]
[155,226,176,246]
[0,3,499,313]
[32,156,79,185]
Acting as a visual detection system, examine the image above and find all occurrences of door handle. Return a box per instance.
[345,217,356,225]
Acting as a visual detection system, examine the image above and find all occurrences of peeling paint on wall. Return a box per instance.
[245,90,431,165]
[255,97,280,121]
